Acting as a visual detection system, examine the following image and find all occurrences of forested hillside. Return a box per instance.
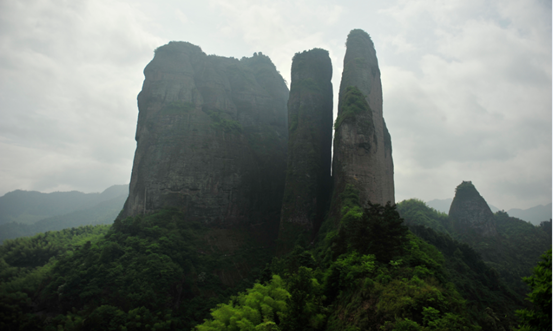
[397,199,552,296]
[2,189,549,330]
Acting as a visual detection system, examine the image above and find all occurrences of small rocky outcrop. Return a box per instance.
[119,42,288,233]
[278,49,333,250]
[332,29,395,215]
[449,181,497,237]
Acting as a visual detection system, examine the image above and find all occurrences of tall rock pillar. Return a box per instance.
[119,42,288,235]
[278,49,333,251]
[332,29,395,216]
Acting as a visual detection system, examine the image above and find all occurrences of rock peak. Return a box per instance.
[449,181,498,237]
[331,29,394,215]
[278,48,333,251]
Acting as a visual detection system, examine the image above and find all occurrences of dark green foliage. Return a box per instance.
[0,225,110,330]
[205,109,243,134]
[515,249,552,331]
[538,219,551,235]
[454,181,479,200]
[334,86,371,129]
[409,225,521,328]
[323,239,477,330]
[397,199,452,235]
[481,211,551,296]
[271,246,318,277]
[2,191,546,330]
[0,209,272,330]
[280,266,326,331]
[398,198,552,299]
[335,201,409,263]
[346,29,373,48]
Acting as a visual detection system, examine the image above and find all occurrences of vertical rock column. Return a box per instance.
[332,29,394,219]
[278,49,333,252]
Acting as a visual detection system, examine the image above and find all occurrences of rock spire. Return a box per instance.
[278,49,333,250]
[332,29,395,213]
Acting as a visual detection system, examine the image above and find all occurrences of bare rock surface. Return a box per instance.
[449,181,498,237]
[278,49,333,250]
[120,42,288,232]
[332,29,395,214]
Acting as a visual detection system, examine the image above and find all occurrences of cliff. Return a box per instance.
[278,49,333,250]
[449,181,497,237]
[119,42,288,234]
[331,29,395,216]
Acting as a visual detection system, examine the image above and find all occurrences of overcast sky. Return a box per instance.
[0,0,551,210]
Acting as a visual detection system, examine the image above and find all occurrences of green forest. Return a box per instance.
[1,187,550,330]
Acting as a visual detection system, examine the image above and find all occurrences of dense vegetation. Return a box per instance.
[195,193,480,330]
[515,249,551,331]
[397,199,552,297]
[1,195,550,330]
[0,225,111,329]
[1,209,273,330]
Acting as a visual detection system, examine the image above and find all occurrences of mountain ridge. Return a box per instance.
[426,198,551,225]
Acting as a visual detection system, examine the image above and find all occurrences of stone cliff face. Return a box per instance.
[119,42,288,231]
[278,49,333,250]
[332,30,395,213]
[449,181,497,237]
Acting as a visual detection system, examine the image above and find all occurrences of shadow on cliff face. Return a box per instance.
[120,42,289,248]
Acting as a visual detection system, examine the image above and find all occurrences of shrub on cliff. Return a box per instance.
[334,86,371,129]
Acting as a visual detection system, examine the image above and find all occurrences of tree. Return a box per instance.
[341,202,409,263]
[515,249,552,331]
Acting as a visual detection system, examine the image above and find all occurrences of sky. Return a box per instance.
[0,0,551,210]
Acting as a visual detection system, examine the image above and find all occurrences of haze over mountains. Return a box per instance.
[426,198,551,225]
[0,185,128,243]
[0,27,550,330]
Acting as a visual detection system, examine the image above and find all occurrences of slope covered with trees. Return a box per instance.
[397,198,552,297]
[1,196,547,330]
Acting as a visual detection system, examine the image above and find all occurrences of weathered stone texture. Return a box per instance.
[332,29,395,212]
[449,181,498,237]
[278,49,333,249]
[120,42,288,230]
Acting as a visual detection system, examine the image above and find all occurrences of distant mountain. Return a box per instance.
[425,198,453,214]
[0,194,126,244]
[0,185,128,225]
[507,203,552,226]
[426,198,512,221]
[0,185,128,243]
